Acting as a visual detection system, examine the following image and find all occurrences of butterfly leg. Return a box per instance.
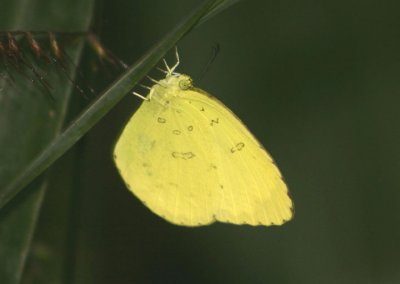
[146,75,159,84]
[156,66,168,74]
[162,46,180,76]
[132,91,149,101]
[169,46,180,74]
[139,83,151,90]
[163,58,172,74]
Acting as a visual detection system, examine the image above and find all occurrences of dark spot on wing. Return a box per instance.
[142,162,153,176]
[172,151,196,160]
[210,163,217,170]
[230,142,245,153]
[172,129,181,135]
[210,118,219,126]
[187,125,193,131]
[157,117,166,123]
[200,107,205,112]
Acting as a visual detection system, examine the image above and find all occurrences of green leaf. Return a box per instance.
[0,0,95,282]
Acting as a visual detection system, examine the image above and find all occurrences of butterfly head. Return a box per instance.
[162,74,193,91]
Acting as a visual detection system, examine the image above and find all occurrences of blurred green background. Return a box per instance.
[2,0,400,283]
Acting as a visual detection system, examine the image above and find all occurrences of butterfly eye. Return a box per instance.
[179,78,192,90]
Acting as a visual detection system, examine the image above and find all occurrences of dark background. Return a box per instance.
[33,0,400,283]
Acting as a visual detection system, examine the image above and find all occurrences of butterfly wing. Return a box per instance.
[114,86,293,226]
[114,96,219,226]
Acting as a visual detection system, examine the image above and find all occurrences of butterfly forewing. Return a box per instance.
[114,88,219,226]
[114,74,293,227]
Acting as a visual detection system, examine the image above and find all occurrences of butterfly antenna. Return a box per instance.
[199,43,220,81]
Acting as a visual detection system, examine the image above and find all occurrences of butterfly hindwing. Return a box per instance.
[179,89,293,225]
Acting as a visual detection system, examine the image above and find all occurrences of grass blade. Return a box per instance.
[0,0,239,210]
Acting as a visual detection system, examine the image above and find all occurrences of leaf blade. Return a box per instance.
[0,0,239,209]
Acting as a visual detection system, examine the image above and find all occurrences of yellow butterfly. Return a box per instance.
[114,50,293,227]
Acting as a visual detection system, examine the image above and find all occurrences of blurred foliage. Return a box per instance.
[0,0,94,283]
[1,0,400,283]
